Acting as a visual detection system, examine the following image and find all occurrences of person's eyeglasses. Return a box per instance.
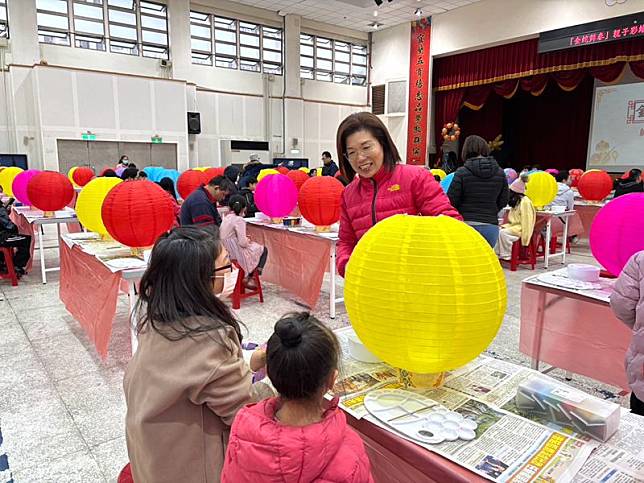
[345,144,378,162]
[211,263,232,279]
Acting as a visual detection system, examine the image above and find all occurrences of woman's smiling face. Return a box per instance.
[345,130,384,179]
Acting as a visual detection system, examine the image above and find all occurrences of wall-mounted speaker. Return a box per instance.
[187,112,201,134]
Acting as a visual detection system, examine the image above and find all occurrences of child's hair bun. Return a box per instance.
[275,319,303,348]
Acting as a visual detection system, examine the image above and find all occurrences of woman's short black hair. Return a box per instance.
[135,226,242,343]
[461,135,490,161]
[267,312,340,401]
[102,169,118,178]
[157,177,177,200]
[626,168,642,181]
[336,112,401,180]
[228,194,247,216]
[555,170,569,183]
[508,190,524,208]
[224,165,241,184]
[121,167,139,180]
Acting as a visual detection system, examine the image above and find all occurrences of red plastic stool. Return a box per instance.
[507,239,537,271]
[0,247,18,286]
[117,463,134,483]
[230,260,264,309]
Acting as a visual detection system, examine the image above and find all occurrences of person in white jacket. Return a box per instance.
[549,170,575,211]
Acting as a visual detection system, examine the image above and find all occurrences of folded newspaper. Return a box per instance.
[333,326,644,483]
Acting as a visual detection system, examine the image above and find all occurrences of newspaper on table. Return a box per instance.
[62,234,146,272]
[334,327,644,483]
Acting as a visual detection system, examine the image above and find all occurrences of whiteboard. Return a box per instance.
[587,81,644,172]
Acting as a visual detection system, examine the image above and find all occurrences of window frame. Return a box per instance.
[190,10,213,66]
[300,32,368,87]
[0,0,9,39]
[36,0,72,46]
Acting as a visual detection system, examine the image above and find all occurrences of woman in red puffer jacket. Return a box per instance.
[336,112,462,276]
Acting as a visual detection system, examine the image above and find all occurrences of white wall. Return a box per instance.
[0,0,368,171]
[371,23,411,160]
[431,0,644,56]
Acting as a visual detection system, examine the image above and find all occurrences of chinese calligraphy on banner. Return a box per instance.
[406,17,431,166]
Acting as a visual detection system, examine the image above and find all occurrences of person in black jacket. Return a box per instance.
[0,200,31,276]
[447,135,509,247]
[238,177,259,218]
[614,169,643,198]
[321,151,339,177]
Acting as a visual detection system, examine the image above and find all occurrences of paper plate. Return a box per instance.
[105,258,147,270]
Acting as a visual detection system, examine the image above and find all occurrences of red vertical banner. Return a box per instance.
[406,18,431,166]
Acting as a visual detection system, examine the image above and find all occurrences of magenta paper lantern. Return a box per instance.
[590,193,644,276]
[12,169,40,206]
[255,173,298,218]
[545,169,559,175]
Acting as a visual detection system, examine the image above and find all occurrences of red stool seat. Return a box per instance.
[230,260,264,309]
[118,463,133,483]
[0,247,18,286]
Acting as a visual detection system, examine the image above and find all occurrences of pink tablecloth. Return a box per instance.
[347,413,485,483]
[519,283,631,391]
[246,223,331,308]
[575,204,602,240]
[59,241,127,358]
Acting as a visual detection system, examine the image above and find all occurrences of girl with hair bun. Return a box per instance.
[220,194,268,289]
[222,313,374,482]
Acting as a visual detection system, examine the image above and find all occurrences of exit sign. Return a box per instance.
[151,136,163,144]
[82,133,96,141]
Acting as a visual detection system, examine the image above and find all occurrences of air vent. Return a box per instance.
[372,84,385,115]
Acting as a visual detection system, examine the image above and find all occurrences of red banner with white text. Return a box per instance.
[406,18,431,165]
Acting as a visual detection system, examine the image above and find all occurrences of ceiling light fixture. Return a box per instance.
[373,10,378,16]
[369,21,383,29]
[414,7,423,16]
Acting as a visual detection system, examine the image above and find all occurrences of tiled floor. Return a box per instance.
[0,228,628,482]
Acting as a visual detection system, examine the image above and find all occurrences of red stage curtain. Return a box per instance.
[551,69,587,91]
[520,75,550,95]
[630,60,644,78]
[434,89,464,150]
[590,62,626,82]
[434,37,644,91]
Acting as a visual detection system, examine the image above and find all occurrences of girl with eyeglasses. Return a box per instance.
[335,112,463,276]
[123,226,271,483]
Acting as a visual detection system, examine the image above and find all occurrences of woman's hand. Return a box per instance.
[249,348,266,372]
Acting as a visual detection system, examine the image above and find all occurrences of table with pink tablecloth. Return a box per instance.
[519,277,630,392]
[59,239,141,358]
[246,222,342,317]
[347,413,485,483]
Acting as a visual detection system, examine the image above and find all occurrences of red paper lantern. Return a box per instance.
[27,171,74,212]
[298,176,344,228]
[203,167,225,182]
[72,167,95,187]
[578,170,613,202]
[276,166,289,175]
[286,169,309,191]
[101,180,175,248]
[177,169,206,200]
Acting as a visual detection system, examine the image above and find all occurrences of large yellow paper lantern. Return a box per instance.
[0,167,24,197]
[525,171,557,209]
[194,167,209,172]
[345,215,507,373]
[76,177,122,235]
[257,168,279,182]
[431,169,447,180]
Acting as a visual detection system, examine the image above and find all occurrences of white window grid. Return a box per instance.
[36,0,169,59]
[0,0,8,38]
[300,32,367,86]
[190,10,283,75]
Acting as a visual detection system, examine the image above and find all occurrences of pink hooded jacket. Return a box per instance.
[610,251,644,401]
[221,397,374,483]
[337,163,462,276]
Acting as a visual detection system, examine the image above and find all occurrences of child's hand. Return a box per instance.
[250,348,266,372]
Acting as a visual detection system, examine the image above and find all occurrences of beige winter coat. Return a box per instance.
[124,318,268,483]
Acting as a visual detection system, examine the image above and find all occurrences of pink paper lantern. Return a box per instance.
[115,167,126,177]
[590,193,644,276]
[12,169,40,206]
[545,169,559,176]
[254,173,298,218]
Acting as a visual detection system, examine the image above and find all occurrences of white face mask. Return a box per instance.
[217,267,239,298]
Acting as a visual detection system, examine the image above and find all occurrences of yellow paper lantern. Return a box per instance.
[430,169,447,180]
[345,215,507,374]
[68,166,79,187]
[299,167,311,174]
[525,171,558,209]
[257,168,279,182]
[316,167,323,177]
[0,167,24,197]
[76,177,122,235]
[194,167,208,172]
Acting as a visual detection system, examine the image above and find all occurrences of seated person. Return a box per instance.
[180,176,235,227]
[614,169,643,198]
[0,199,31,277]
[157,177,180,227]
[238,177,258,218]
[221,313,373,482]
[549,170,575,211]
[220,195,268,289]
[495,179,536,260]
